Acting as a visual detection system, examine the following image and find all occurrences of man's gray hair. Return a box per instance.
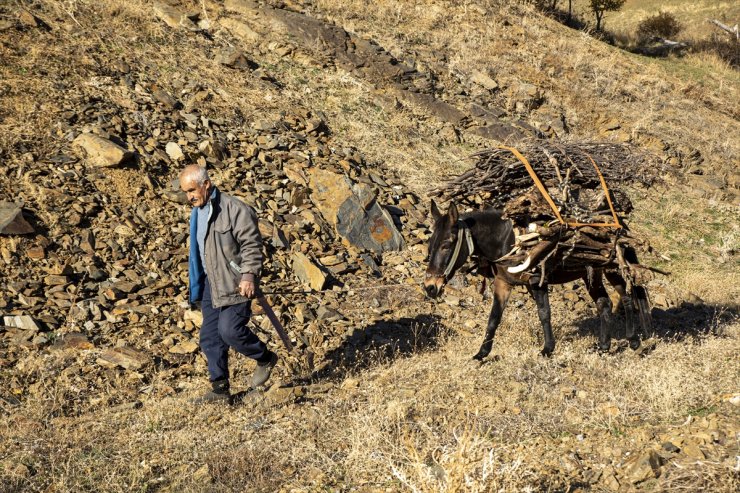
[182,165,210,185]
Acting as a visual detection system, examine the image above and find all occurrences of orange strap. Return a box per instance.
[499,145,566,224]
[579,152,621,228]
[498,146,621,229]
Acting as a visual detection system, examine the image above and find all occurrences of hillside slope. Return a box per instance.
[1,1,738,491]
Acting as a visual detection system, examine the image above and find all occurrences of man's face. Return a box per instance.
[180,176,211,208]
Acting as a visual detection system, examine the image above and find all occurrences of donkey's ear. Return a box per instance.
[430,200,442,222]
[447,201,459,223]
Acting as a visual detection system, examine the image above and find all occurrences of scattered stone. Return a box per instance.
[169,339,199,354]
[25,245,45,259]
[153,2,199,31]
[80,229,96,254]
[291,252,327,291]
[52,332,94,350]
[316,306,343,321]
[471,70,499,91]
[217,49,256,70]
[681,440,705,459]
[18,10,40,29]
[72,133,133,167]
[661,441,680,453]
[341,377,360,389]
[394,88,467,124]
[165,142,184,161]
[263,385,302,407]
[150,84,179,109]
[508,82,544,113]
[219,17,261,43]
[184,309,203,327]
[601,468,620,490]
[97,346,149,370]
[198,140,226,160]
[3,315,41,332]
[622,450,663,484]
[0,202,34,234]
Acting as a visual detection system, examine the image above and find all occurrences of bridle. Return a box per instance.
[442,221,475,280]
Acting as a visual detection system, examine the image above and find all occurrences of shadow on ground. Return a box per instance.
[300,314,446,383]
[570,301,739,351]
[650,302,739,340]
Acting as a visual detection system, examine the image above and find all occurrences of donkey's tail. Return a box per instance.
[632,284,653,339]
[623,246,653,339]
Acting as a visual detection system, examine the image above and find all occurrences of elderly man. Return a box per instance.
[180,164,278,403]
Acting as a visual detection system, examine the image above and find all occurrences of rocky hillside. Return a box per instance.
[1,1,738,491]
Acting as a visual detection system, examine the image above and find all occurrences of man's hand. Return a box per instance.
[238,280,257,299]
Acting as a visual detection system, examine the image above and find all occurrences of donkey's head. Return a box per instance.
[424,200,469,298]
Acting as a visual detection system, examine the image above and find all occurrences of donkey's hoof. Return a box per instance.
[597,342,611,354]
[473,354,500,364]
[629,338,641,351]
[472,352,488,361]
[540,347,554,358]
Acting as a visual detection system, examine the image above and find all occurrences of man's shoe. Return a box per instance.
[192,390,231,404]
[251,352,278,388]
[191,380,231,404]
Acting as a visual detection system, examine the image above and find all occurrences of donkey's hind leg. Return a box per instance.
[585,272,613,352]
[604,271,641,350]
[529,283,555,357]
[474,277,512,361]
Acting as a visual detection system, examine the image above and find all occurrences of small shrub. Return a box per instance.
[691,36,740,68]
[637,12,683,42]
[533,0,559,11]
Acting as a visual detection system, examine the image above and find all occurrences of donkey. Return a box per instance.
[424,200,651,359]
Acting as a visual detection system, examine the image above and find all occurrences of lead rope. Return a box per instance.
[443,222,475,279]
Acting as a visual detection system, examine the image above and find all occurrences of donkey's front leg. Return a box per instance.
[474,277,512,360]
[529,283,555,356]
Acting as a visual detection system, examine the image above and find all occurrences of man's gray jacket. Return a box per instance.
[188,187,263,308]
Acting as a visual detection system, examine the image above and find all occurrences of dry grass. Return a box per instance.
[2,311,738,491]
[591,0,740,39]
[313,0,739,180]
[629,191,740,304]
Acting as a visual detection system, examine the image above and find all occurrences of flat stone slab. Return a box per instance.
[309,168,404,253]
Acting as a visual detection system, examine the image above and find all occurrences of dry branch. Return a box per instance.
[708,19,739,41]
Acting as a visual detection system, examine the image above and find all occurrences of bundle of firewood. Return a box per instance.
[431,141,663,283]
[432,142,659,221]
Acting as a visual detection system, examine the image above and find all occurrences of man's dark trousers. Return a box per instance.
[200,277,268,382]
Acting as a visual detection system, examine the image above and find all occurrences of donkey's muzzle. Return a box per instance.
[423,275,444,299]
[424,284,439,298]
